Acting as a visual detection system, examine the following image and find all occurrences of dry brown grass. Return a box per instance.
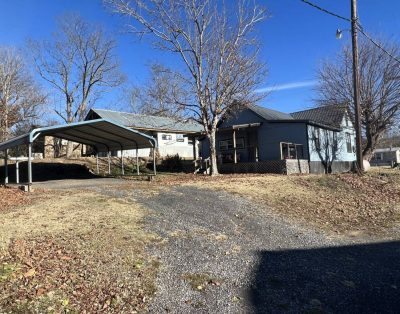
[0,190,159,313]
[181,169,400,237]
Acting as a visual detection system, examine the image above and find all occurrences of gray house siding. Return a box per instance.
[200,105,356,174]
[259,122,308,160]
[217,109,309,162]
[220,109,265,127]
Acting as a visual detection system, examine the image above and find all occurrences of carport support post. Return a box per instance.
[136,147,140,175]
[4,149,8,185]
[153,147,157,176]
[96,153,99,175]
[108,151,111,175]
[28,143,32,191]
[121,150,124,176]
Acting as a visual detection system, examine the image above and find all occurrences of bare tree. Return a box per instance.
[105,0,267,175]
[316,38,400,160]
[0,47,46,142]
[29,14,124,155]
[309,126,343,173]
[128,63,188,119]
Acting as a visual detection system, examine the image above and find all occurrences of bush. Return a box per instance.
[161,154,183,172]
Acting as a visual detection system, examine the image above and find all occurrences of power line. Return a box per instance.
[300,0,400,66]
[300,0,350,22]
[356,24,400,65]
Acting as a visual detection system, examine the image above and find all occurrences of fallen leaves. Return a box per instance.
[0,186,30,211]
[23,268,36,278]
[0,234,158,313]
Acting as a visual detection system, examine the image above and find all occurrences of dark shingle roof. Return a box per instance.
[87,109,203,133]
[249,104,294,120]
[290,105,347,129]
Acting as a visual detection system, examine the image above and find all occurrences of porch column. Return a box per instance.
[108,151,111,175]
[193,137,197,159]
[4,149,8,185]
[121,150,125,175]
[136,147,140,175]
[16,161,20,184]
[233,130,237,164]
[16,147,19,184]
[28,143,32,191]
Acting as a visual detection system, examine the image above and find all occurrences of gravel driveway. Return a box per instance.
[35,178,400,313]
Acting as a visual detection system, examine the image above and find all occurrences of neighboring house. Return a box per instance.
[85,109,203,159]
[201,104,356,174]
[370,147,400,166]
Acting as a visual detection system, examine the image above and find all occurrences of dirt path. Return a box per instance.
[34,179,400,313]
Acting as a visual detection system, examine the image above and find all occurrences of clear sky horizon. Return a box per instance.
[0,0,399,119]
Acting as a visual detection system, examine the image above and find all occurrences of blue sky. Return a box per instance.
[0,0,399,117]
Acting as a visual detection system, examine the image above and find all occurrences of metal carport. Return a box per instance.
[0,119,158,191]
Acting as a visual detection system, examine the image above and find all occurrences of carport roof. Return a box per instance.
[0,119,157,152]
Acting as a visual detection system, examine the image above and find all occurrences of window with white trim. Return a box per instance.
[162,134,172,141]
[176,134,184,142]
[281,142,304,159]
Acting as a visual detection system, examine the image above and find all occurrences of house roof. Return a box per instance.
[87,108,203,133]
[290,105,347,129]
[249,104,294,121]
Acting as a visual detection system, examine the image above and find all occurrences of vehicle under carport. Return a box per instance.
[0,119,158,191]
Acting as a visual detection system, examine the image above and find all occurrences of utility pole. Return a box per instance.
[351,0,364,172]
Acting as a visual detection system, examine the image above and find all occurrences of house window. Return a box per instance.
[188,137,194,145]
[176,134,184,142]
[219,138,245,150]
[162,134,172,141]
[281,142,304,159]
[345,132,352,153]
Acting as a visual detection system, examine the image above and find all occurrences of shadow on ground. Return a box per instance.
[250,241,400,313]
[0,162,98,182]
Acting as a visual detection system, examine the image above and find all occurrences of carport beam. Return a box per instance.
[4,149,8,185]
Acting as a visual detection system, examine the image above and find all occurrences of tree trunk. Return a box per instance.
[363,129,383,161]
[208,130,219,176]
[66,141,73,158]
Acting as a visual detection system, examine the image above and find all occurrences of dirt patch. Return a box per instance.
[177,169,400,237]
[0,190,160,313]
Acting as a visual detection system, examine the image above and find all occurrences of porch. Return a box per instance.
[217,123,260,164]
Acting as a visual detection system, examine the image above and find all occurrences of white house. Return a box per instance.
[85,109,203,159]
